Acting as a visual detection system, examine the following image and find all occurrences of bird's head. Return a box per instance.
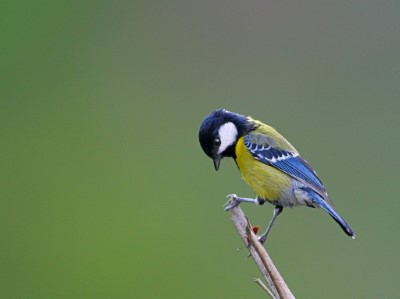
[198,109,254,170]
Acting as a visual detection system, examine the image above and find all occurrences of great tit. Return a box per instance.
[198,109,355,243]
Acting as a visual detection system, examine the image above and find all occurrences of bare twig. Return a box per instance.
[229,206,295,299]
[255,278,275,298]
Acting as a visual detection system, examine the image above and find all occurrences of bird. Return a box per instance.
[198,108,355,244]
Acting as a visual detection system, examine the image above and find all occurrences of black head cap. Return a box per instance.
[198,109,254,169]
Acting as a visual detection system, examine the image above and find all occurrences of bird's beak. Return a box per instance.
[213,155,221,171]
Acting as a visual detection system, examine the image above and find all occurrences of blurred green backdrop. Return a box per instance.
[2,1,399,298]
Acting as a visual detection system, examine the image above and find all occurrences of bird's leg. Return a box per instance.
[258,206,283,244]
[224,194,263,211]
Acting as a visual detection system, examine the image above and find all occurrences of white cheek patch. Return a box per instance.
[217,122,238,154]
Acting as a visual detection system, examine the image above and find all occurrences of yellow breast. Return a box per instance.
[235,137,291,201]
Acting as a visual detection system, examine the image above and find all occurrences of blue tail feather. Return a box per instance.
[304,188,355,238]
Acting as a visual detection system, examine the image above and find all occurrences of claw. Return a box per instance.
[224,194,239,211]
[226,194,237,200]
[258,235,266,245]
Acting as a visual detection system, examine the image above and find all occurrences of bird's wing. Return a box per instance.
[244,132,328,197]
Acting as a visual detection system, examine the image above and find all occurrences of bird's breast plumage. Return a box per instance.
[235,136,292,202]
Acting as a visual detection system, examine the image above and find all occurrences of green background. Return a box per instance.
[2,1,399,298]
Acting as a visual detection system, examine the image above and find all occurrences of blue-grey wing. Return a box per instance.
[244,134,327,196]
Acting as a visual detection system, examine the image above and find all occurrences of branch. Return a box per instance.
[229,206,295,299]
[255,278,275,298]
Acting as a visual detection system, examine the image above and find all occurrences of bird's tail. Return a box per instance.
[305,188,355,239]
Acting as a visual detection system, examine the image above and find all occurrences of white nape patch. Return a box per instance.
[217,122,238,154]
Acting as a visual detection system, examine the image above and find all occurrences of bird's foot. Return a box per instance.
[246,232,267,248]
[245,233,266,258]
[257,234,267,245]
[224,194,240,211]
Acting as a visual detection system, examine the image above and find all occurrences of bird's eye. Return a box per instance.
[214,138,221,146]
